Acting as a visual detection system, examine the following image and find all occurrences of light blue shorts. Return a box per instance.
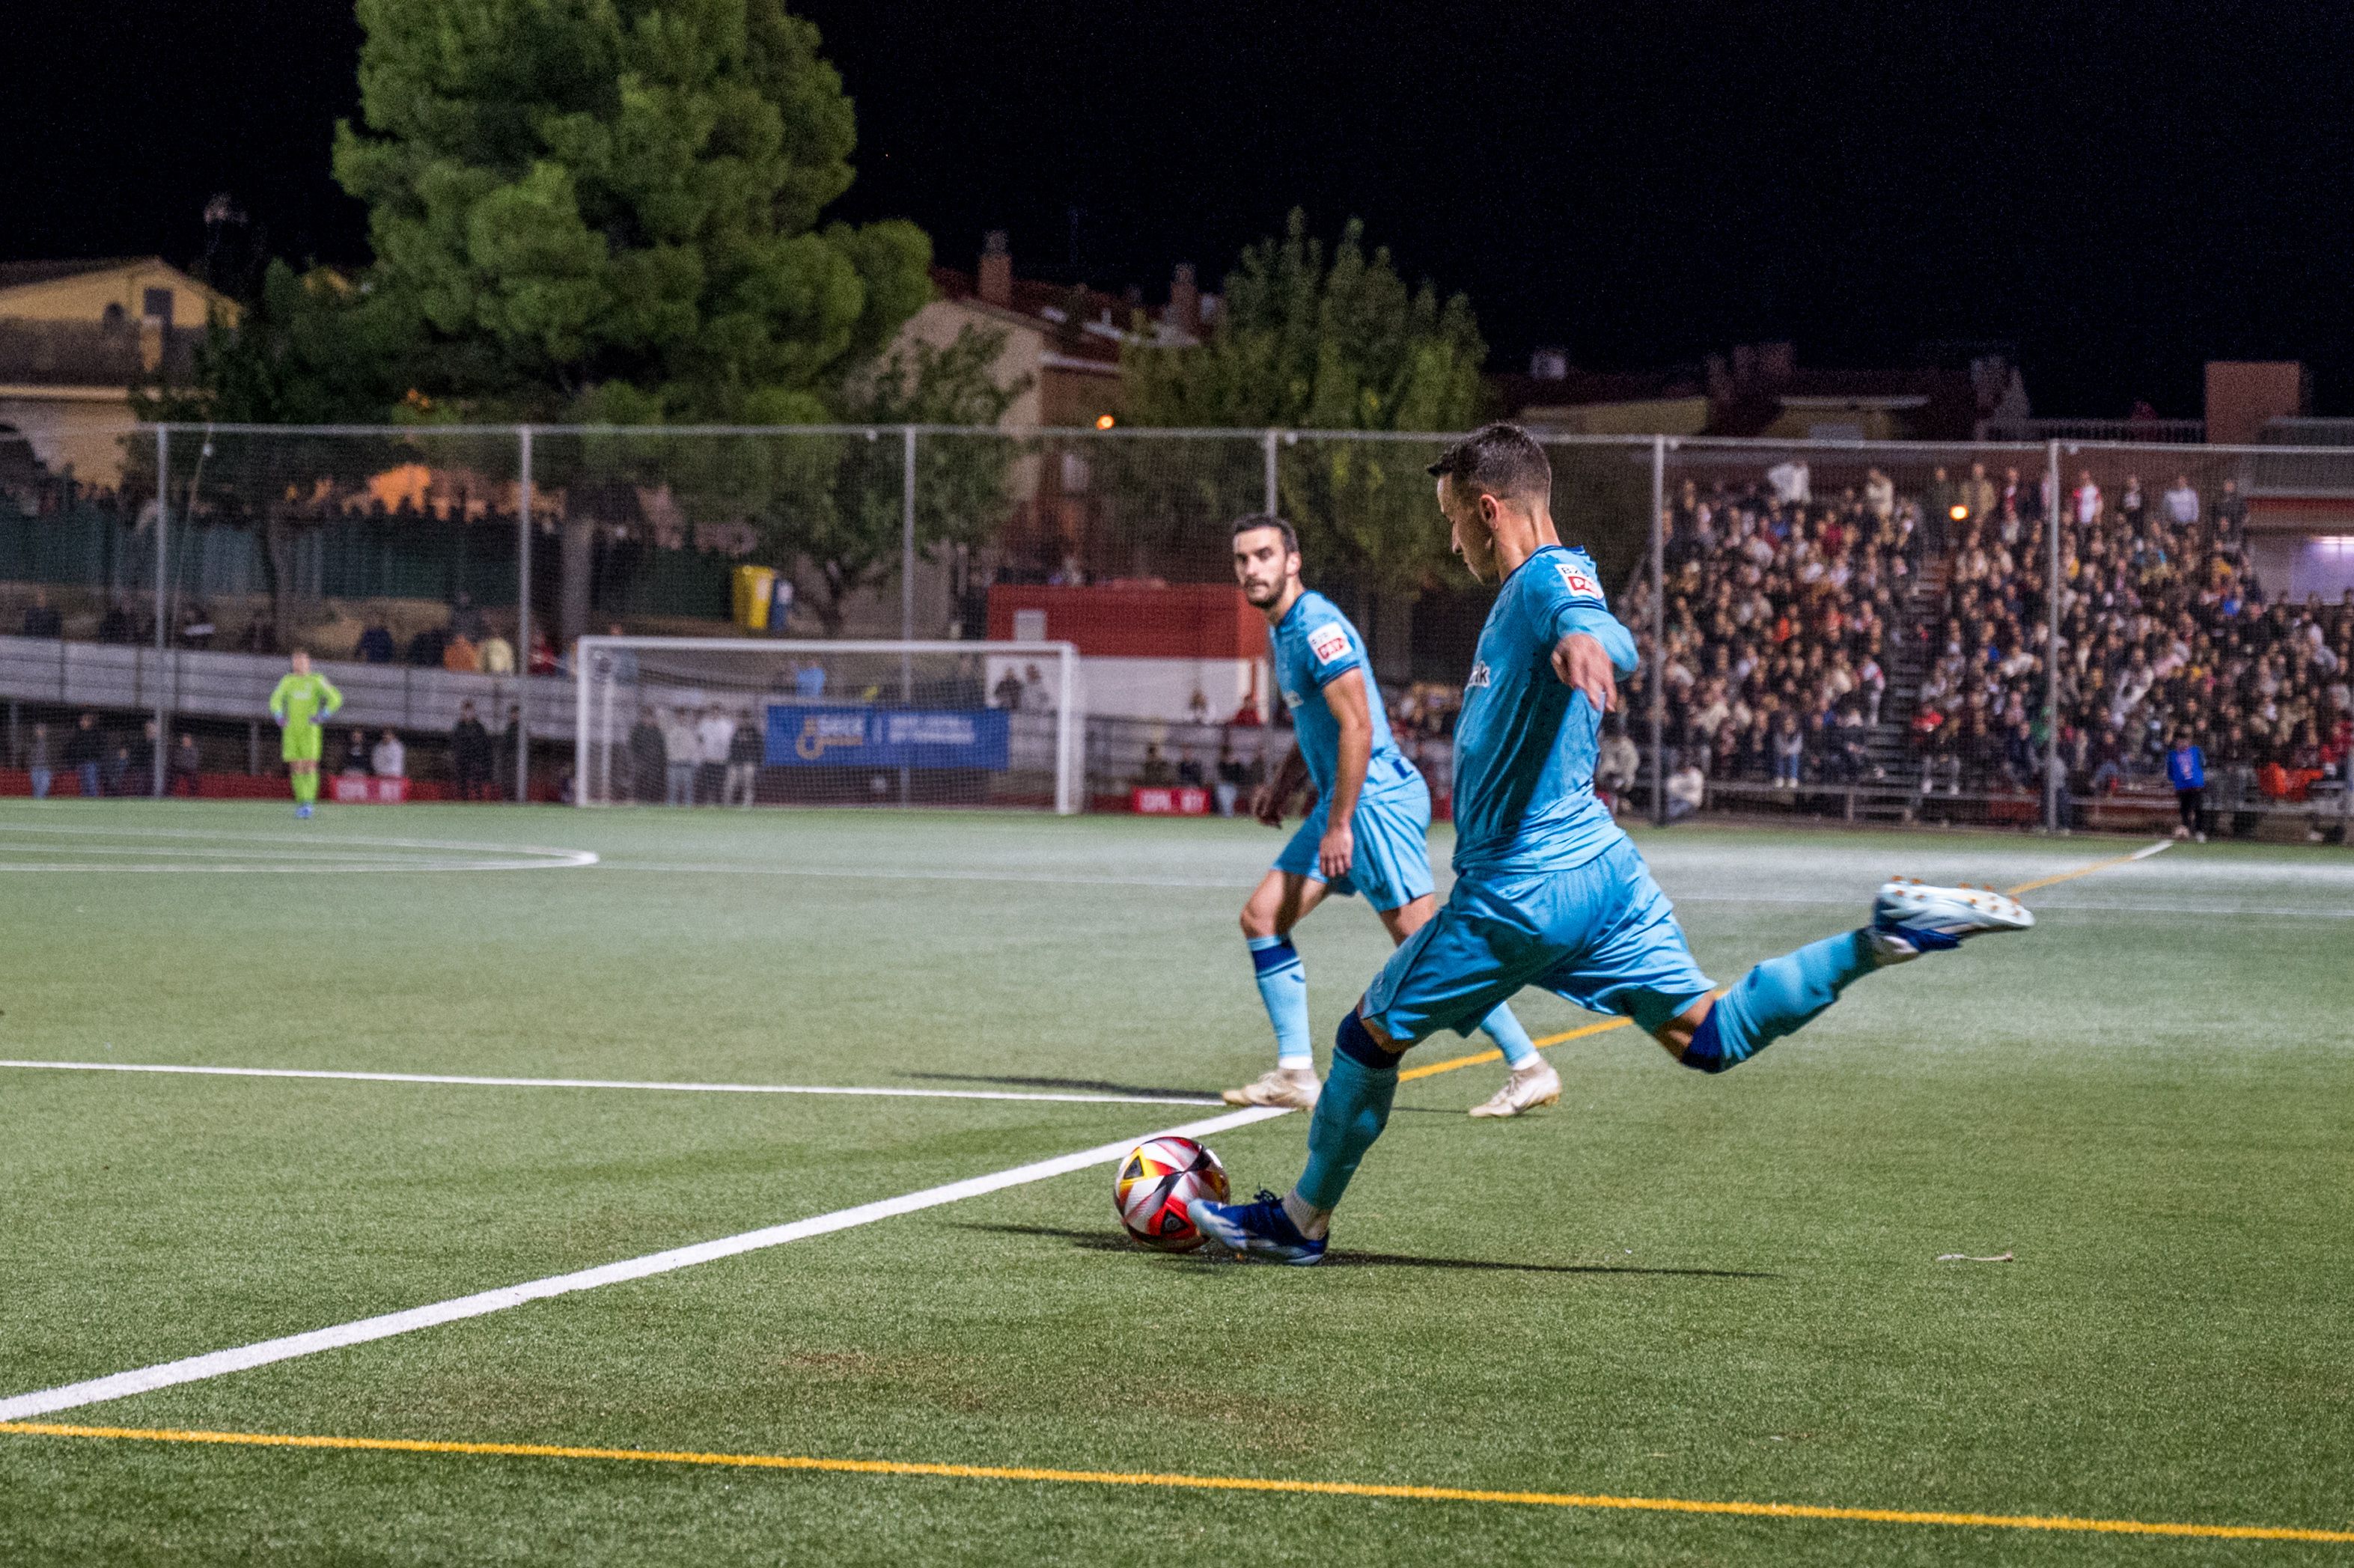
[1362,836,1715,1044]
[1272,758,1436,912]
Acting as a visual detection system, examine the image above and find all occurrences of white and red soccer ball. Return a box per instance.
[1115,1135,1229,1251]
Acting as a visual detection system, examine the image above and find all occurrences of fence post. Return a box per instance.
[1262,428,1279,517]
[515,424,533,805]
[900,424,917,806]
[153,425,168,796]
[1649,435,1666,827]
[2044,438,2063,833]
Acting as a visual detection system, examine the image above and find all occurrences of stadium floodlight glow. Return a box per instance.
[1949,504,1969,521]
[1094,413,1116,429]
[573,638,1085,815]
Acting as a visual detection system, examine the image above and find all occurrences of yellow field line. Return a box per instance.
[1,1421,2342,1544]
[2003,841,2169,897]
[1400,842,2166,1084]
[1397,1016,1629,1081]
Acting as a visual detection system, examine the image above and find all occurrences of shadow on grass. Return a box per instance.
[903,1071,1219,1100]
[958,1224,1776,1279]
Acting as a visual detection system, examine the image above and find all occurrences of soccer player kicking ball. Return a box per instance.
[268,650,344,819]
[1193,426,2034,1263]
[1224,515,1557,1120]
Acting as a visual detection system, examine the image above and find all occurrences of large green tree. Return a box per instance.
[1121,212,1487,673]
[133,263,418,641]
[750,326,1027,635]
[332,0,931,424]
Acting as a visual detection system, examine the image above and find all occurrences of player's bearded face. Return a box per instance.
[1232,531,1294,605]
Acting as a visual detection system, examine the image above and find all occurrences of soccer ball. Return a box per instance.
[1115,1135,1229,1251]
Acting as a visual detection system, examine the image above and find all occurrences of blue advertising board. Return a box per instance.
[764,705,1010,770]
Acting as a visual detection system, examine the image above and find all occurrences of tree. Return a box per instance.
[1122,211,1487,673]
[133,263,415,641]
[749,326,1026,635]
[333,0,930,425]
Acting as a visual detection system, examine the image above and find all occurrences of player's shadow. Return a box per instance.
[903,1071,1219,1101]
[959,1224,1775,1279]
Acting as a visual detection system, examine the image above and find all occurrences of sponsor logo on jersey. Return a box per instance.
[1555,558,1603,602]
[1466,661,1491,689]
[1307,623,1351,665]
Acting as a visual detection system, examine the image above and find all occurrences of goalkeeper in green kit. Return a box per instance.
[269,650,343,817]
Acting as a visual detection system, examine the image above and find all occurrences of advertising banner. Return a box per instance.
[764,705,1010,770]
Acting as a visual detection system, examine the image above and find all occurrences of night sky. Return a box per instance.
[8,1,2353,417]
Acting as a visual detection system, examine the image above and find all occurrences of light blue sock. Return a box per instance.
[1246,935,1313,1069]
[1294,1013,1400,1210]
[1479,1003,1538,1068]
[1682,929,1876,1073]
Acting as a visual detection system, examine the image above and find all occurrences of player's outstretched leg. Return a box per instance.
[1469,1003,1559,1118]
[1676,879,2031,1073]
[1193,1008,1400,1263]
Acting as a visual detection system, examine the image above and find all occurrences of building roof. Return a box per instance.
[1706,367,1982,440]
[1493,354,1995,441]
[0,257,167,291]
[929,266,1129,367]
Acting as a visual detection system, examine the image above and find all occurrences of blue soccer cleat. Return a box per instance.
[1869,879,2032,963]
[296,803,314,820]
[1188,1189,1327,1266]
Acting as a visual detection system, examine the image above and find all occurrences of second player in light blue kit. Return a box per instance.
[1196,427,2037,1263]
[1225,515,1557,1118]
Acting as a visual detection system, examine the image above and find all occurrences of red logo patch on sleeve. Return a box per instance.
[1308,624,1351,665]
[1555,561,1603,602]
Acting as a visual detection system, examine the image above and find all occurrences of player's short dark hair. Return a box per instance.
[1427,423,1552,507]
[1231,513,1299,555]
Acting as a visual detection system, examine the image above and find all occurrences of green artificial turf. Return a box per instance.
[1,802,2350,1564]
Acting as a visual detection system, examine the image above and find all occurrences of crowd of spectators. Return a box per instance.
[618,704,767,806]
[13,711,203,798]
[1615,471,1914,797]
[1921,467,2352,835]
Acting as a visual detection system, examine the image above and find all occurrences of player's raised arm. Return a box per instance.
[1535,551,1637,713]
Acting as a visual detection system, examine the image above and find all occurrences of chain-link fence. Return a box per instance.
[1,421,2348,836]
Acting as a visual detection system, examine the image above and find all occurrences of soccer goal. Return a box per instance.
[573,638,1084,814]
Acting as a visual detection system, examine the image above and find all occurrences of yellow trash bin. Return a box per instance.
[733,564,777,630]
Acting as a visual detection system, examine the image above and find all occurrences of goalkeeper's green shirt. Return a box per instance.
[269,671,343,729]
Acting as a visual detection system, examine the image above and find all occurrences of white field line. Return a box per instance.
[597,860,1247,889]
[0,1105,1290,1423]
[0,821,596,872]
[0,861,592,874]
[0,1059,1221,1108]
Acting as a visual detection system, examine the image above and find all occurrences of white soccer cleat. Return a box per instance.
[1867,878,2034,964]
[1221,1064,1321,1109]
[1469,1058,1561,1119]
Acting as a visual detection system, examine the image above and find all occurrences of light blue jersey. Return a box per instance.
[1271,590,1409,800]
[1268,589,1433,909]
[1359,542,1712,1045]
[1450,545,1638,877]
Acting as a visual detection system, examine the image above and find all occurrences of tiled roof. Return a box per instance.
[930,267,1132,366]
[0,257,160,292]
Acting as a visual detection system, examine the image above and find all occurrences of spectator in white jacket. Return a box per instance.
[695,708,737,805]
[662,710,699,805]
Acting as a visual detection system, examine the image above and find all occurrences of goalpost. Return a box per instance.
[574,638,1084,814]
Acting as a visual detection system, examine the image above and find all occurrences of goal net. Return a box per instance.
[574,638,1083,814]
